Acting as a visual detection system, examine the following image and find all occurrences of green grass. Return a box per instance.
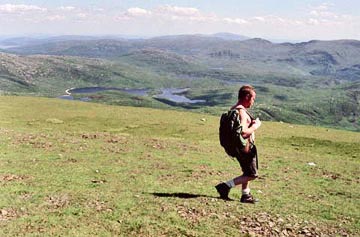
[0,96,359,236]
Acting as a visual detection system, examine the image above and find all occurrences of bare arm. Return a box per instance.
[239,109,261,138]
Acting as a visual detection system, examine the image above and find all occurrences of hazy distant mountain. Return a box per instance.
[0,36,100,48]
[0,35,145,49]
[211,32,250,41]
[3,35,360,80]
[4,34,360,81]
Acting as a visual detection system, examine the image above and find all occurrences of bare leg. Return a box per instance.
[233,175,259,203]
[233,175,256,189]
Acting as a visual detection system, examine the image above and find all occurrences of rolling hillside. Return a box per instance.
[5,35,360,81]
[0,34,359,131]
[0,96,359,236]
[0,52,186,96]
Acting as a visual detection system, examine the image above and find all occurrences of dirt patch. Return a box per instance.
[0,208,20,221]
[105,135,128,144]
[19,192,33,200]
[102,144,129,154]
[234,212,351,237]
[173,204,352,236]
[0,174,31,184]
[45,194,70,209]
[146,138,168,150]
[86,200,113,212]
[176,204,208,224]
[191,165,223,180]
[11,133,54,150]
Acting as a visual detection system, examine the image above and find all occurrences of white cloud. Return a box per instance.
[0,4,47,13]
[252,16,266,22]
[308,3,344,21]
[310,9,339,19]
[312,3,334,11]
[0,3,358,41]
[46,15,65,21]
[126,7,151,17]
[307,18,320,25]
[223,17,248,24]
[59,6,76,11]
[116,5,217,23]
[155,5,200,17]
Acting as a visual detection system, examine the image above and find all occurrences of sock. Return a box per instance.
[242,188,250,195]
[225,179,235,188]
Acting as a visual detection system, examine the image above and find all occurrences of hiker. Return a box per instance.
[216,85,262,203]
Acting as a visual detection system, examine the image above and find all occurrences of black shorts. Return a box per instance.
[236,145,258,177]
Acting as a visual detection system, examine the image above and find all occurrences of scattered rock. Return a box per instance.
[91,179,106,184]
[81,133,98,139]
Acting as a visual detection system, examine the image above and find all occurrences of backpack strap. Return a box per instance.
[233,105,255,120]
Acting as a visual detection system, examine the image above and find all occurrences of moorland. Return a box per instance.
[1,33,359,131]
[0,96,359,236]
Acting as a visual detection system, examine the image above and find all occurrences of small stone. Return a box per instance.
[273,228,280,233]
[282,229,289,236]
[285,224,292,229]
[248,231,256,237]
[1,210,8,215]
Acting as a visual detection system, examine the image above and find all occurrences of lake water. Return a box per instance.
[58,87,206,104]
[154,88,206,104]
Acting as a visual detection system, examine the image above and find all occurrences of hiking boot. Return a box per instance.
[215,183,230,200]
[240,193,259,204]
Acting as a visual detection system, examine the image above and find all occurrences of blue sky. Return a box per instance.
[0,1,359,41]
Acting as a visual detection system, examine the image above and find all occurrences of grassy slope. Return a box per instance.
[0,96,359,236]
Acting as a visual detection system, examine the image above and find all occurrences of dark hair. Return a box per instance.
[238,85,255,101]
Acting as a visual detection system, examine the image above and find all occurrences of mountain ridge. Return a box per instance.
[4,35,359,81]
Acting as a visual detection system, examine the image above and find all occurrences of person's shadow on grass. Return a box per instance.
[149,192,234,201]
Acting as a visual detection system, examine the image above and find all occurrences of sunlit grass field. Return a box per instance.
[0,96,359,236]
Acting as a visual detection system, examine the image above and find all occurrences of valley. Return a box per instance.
[0,34,359,131]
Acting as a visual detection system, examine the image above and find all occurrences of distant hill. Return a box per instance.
[0,52,178,95]
[0,36,102,49]
[5,35,360,81]
[1,34,359,131]
[212,32,250,41]
[0,35,143,49]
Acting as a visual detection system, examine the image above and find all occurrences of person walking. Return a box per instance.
[216,85,262,203]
